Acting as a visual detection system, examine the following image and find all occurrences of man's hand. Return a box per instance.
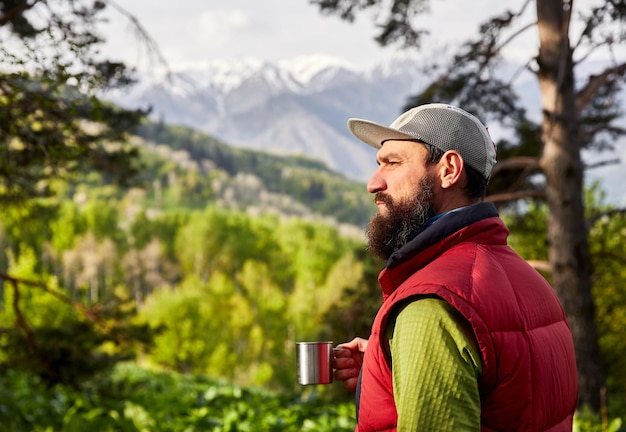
[333,337,368,392]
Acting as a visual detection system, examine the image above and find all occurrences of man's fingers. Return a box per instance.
[334,367,359,381]
[334,357,356,370]
[333,348,355,369]
[332,340,364,393]
[333,347,353,358]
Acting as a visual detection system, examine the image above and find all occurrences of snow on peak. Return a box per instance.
[108,53,409,104]
[173,57,266,92]
[276,54,361,85]
[158,54,363,94]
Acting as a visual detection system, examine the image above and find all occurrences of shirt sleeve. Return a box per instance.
[387,298,483,431]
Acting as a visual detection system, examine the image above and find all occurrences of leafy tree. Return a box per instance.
[585,188,626,410]
[131,209,189,262]
[49,200,88,252]
[121,238,179,306]
[0,0,157,205]
[83,196,123,242]
[175,207,280,280]
[312,0,626,410]
[0,245,155,389]
[141,205,372,392]
[0,0,166,388]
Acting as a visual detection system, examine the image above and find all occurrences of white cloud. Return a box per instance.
[195,9,250,46]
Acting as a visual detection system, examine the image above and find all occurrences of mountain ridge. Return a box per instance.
[107,54,626,205]
[108,53,425,181]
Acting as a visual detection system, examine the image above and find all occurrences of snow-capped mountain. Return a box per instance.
[106,54,626,205]
[108,54,427,181]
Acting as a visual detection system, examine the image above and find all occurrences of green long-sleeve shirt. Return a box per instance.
[386,298,483,431]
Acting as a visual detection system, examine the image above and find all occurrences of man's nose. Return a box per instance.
[367,168,386,194]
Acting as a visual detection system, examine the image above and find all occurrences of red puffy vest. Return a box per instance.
[356,204,578,431]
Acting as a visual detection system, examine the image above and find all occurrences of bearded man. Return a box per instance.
[332,103,578,431]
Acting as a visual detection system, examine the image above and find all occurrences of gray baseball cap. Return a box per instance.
[347,103,497,181]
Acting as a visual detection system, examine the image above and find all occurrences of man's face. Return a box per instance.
[365,140,438,260]
[366,174,436,260]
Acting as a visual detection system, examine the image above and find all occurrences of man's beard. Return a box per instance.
[366,175,436,261]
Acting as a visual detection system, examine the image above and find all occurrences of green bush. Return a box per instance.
[0,363,356,431]
[574,406,624,432]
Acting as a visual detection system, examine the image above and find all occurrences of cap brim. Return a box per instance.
[347,118,414,149]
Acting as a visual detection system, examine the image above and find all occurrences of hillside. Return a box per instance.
[129,120,376,229]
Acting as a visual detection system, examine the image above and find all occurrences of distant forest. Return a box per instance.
[133,121,376,228]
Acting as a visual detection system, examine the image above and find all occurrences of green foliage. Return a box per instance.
[0,274,156,388]
[0,363,357,431]
[135,121,375,227]
[175,208,277,278]
[0,202,57,265]
[140,276,227,375]
[0,154,374,391]
[503,202,549,263]
[83,198,121,242]
[2,319,120,388]
[586,187,626,405]
[50,201,88,251]
[321,247,383,344]
[574,406,625,432]
[1,362,624,431]
[139,207,370,392]
[0,0,148,204]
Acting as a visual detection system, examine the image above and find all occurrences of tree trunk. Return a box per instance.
[536,0,604,411]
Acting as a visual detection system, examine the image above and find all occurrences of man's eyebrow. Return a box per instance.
[377,151,403,163]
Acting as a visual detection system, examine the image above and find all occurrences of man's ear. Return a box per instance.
[438,150,464,189]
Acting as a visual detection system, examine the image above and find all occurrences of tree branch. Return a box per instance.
[576,62,626,113]
[495,21,537,55]
[491,156,539,177]
[499,0,535,50]
[583,124,626,140]
[574,41,605,66]
[0,272,102,324]
[586,207,626,231]
[485,189,545,203]
[7,276,37,351]
[104,0,170,75]
[584,158,620,170]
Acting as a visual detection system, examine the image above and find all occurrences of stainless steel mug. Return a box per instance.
[296,341,333,385]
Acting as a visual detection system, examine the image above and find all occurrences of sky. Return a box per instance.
[100,0,539,73]
[102,0,386,71]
